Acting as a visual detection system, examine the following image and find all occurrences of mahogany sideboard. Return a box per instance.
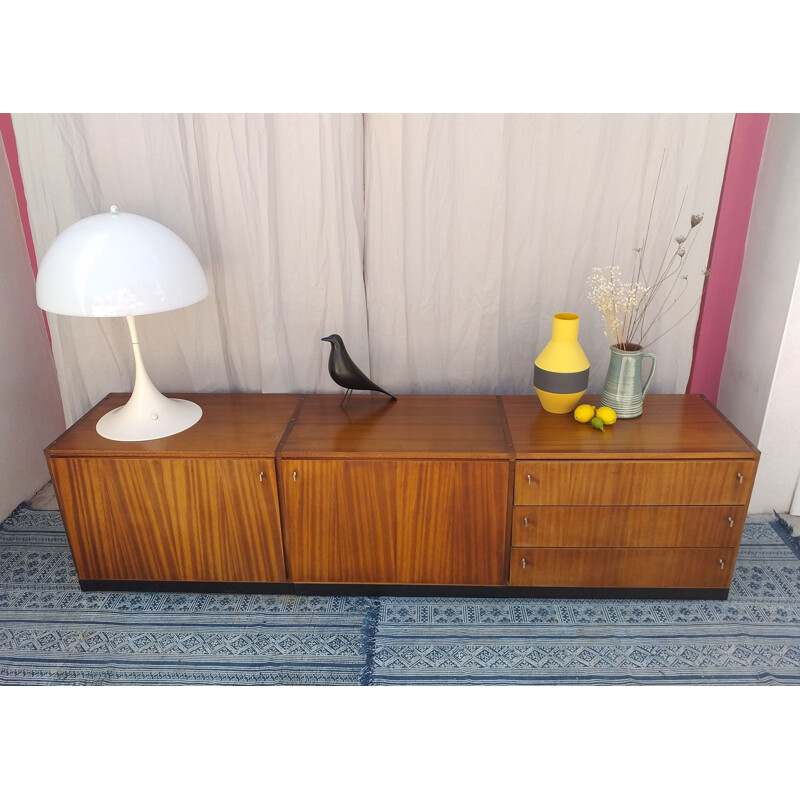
[45,392,759,598]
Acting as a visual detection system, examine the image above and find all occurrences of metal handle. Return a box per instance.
[719,559,725,569]
[526,474,532,485]
[736,472,744,484]
[727,516,734,527]
[259,471,265,482]
[523,516,528,527]
[521,558,527,569]
[292,470,298,482]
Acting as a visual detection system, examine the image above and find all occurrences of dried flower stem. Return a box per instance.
[635,225,702,345]
[587,162,706,350]
[633,151,666,290]
[646,278,710,348]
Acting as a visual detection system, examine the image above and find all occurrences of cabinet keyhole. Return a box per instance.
[292,470,298,482]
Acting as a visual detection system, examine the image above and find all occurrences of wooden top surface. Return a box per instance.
[46,392,759,462]
[280,394,512,459]
[501,394,759,460]
[46,393,302,458]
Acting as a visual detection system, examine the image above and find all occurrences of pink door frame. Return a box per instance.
[0,114,39,277]
[1,113,770,404]
[687,113,770,403]
[0,113,50,343]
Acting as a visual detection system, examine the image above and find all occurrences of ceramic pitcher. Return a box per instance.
[600,345,657,418]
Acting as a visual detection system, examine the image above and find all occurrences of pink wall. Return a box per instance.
[687,114,770,402]
[0,121,65,516]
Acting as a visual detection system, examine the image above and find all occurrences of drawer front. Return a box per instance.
[514,459,756,506]
[512,506,747,548]
[510,547,737,588]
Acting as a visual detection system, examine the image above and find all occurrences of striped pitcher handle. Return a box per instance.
[641,352,657,397]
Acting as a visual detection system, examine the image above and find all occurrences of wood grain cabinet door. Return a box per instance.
[394,460,508,585]
[50,457,286,583]
[280,459,508,586]
[279,459,396,583]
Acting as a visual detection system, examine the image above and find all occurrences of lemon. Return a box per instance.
[595,406,617,425]
[573,404,595,423]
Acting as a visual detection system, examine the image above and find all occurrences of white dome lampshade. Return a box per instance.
[36,207,209,441]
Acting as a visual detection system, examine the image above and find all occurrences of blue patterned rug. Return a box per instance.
[2,504,799,685]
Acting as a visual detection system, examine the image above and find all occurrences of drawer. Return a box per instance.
[509,546,737,588]
[514,459,756,506]
[512,506,747,548]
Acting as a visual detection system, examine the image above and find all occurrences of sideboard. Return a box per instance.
[45,392,759,598]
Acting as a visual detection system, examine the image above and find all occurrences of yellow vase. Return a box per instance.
[533,313,590,413]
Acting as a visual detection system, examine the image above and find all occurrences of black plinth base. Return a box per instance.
[79,579,729,601]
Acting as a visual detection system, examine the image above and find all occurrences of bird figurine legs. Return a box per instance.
[340,388,354,409]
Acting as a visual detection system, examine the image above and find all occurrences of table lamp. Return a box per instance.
[36,206,209,441]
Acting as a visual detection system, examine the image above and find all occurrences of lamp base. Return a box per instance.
[95,315,203,441]
[96,395,202,441]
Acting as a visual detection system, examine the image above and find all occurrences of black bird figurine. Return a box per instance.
[321,334,397,408]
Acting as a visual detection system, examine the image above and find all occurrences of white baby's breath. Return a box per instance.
[587,266,649,347]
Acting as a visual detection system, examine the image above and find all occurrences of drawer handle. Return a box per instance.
[526,474,532,485]
[727,516,734,527]
[521,558,527,569]
[523,516,528,527]
[719,559,725,569]
[736,472,743,483]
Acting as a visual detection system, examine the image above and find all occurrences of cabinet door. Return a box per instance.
[280,459,508,585]
[50,457,286,583]
[395,460,508,585]
[280,460,395,583]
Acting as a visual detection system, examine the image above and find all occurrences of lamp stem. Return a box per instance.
[126,315,159,401]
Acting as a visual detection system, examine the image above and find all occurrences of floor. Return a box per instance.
[29,482,58,510]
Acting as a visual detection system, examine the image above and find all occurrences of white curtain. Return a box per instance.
[13,114,368,425]
[13,113,733,424]
[364,113,733,394]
